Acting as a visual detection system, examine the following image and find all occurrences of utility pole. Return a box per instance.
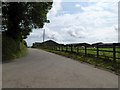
[43,29,45,42]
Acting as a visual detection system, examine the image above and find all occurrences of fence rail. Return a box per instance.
[46,43,120,63]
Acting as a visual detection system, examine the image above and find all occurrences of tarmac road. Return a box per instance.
[2,48,118,88]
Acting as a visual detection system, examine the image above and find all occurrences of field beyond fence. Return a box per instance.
[48,43,120,63]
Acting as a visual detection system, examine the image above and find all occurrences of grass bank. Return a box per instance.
[2,33,28,62]
[41,48,120,75]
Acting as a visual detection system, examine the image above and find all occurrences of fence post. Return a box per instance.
[97,44,99,58]
[63,46,64,51]
[113,43,117,71]
[71,44,73,53]
[85,45,87,55]
[113,44,116,63]
[62,46,63,51]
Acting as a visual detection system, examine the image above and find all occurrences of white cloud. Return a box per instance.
[61,0,119,2]
[47,0,62,17]
[75,4,81,7]
[85,0,119,2]
[26,2,118,46]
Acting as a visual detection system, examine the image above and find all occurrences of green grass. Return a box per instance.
[2,33,28,62]
[40,48,120,75]
[57,47,120,62]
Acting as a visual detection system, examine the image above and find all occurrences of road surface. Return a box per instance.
[3,48,118,88]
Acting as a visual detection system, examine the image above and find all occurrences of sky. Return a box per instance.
[25,0,119,46]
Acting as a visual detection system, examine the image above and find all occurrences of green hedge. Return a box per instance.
[2,33,28,61]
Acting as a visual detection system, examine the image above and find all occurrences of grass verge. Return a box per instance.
[41,48,120,75]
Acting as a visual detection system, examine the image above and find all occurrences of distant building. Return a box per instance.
[66,43,91,47]
[91,42,103,47]
[32,42,42,48]
[32,40,60,48]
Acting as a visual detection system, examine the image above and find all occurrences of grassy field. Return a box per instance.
[57,47,120,62]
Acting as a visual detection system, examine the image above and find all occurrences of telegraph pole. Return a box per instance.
[43,29,45,42]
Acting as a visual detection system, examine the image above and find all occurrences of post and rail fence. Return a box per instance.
[32,42,120,73]
[32,42,120,64]
[48,43,120,64]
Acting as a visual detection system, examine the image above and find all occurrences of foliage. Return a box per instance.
[2,2,53,39]
[2,32,27,61]
[2,2,53,61]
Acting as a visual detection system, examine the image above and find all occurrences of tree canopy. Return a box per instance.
[2,2,53,39]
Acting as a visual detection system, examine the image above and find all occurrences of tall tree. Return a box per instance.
[2,2,53,39]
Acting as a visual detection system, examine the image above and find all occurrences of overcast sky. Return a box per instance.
[25,0,119,46]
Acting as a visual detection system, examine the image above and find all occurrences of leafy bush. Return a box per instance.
[2,32,28,61]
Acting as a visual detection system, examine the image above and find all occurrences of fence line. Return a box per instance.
[49,43,120,63]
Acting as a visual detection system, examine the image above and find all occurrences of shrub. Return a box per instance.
[2,32,27,61]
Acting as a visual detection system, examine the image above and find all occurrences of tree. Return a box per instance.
[2,2,53,40]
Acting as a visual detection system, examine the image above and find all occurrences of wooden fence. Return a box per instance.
[48,43,120,63]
